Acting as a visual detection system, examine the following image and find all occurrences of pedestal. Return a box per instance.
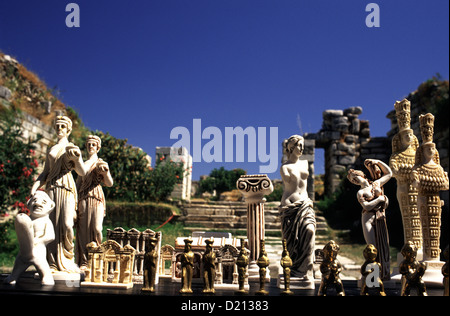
[236,174,273,281]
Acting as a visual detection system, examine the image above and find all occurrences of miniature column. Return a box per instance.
[236,175,273,263]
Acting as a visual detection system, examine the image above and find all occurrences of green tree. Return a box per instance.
[80,130,185,202]
[199,167,246,196]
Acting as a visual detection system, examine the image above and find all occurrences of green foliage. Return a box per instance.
[199,167,246,196]
[79,130,185,202]
[104,201,181,228]
[265,181,283,202]
[0,107,40,216]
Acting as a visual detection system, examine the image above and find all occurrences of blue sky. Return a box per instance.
[1,0,448,180]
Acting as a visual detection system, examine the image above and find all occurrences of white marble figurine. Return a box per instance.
[5,191,56,285]
[279,135,316,281]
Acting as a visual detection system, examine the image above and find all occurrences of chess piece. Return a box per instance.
[412,113,449,261]
[279,135,316,282]
[399,241,427,296]
[280,239,294,295]
[389,99,422,250]
[31,115,88,273]
[180,238,194,294]
[202,238,216,294]
[76,135,113,270]
[256,240,269,295]
[317,240,345,296]
[141,234,160,293]
[235,239,249,295]
[347,159,392,280]
[4,191,55,285]
[360,244,386,296]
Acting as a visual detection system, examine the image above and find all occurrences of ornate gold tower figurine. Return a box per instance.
[179,238,194,294]
[141,234,160,293]
[256,240,269,295]
[235,239,249,295]
[202,238,216,294]
[389,99,422,250]
[317,240,345,296]
[360,244,386,296]
[412,113,449,262]
[399,241,427,296]
[280,239,294,295]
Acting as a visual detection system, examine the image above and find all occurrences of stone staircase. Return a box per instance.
[180,199,329,237]
[179,200,359,280]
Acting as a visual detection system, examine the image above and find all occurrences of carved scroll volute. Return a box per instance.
[236,174,274,203]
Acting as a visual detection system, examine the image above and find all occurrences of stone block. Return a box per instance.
[323,110,343,119]
[0,86,12,101]
[343,106,363,116]
[338,155,356,165]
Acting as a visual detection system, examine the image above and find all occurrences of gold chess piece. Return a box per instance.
[141,234,159,293]
[235,239,249,295]
[280,239,293,295]
[256,240,270,295]
[317,240,345,296]
[399,241,427,296]
[179,238,194,294]
[360,244,386,296]
[202,238,216,294]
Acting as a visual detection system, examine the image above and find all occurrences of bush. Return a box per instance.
[199,167,246,196]
[103,201,181,228]
[80,131,185,203]
[0,107,40,217]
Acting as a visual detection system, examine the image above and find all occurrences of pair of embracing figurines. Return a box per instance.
[5,115,113,285]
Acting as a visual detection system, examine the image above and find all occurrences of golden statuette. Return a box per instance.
[280,239,293,295]
[235,239,249,295]
[360,244,386,296]
[141,233,160,293]
[399,241,427,296]
[179,238,194,294]
[317,240,345,296]
[202,238,216,294]
[256,239,270,295]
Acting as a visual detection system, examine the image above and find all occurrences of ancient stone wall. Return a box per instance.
[304,107,390,196]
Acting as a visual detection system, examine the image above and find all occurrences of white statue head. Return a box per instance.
[86,135,102,156]
[27,190,55,220]
[283,135,304,160]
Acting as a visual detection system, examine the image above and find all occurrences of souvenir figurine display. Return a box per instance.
[389,99,422,250]
[4,191,55,285]
[412,113,449,261]
[202,238,216,294]
[317,240,345,296]
[360,244,386,296]
[31,116,87,273]
[399,241,427,296]
[179,238,194,294]
[141,234,160,293]
[76,135,113,270]
[235,240,249,295]
[280,239,294,295]
[256,240,269,295]
[347,159,392,280]
[279,135,316,285]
